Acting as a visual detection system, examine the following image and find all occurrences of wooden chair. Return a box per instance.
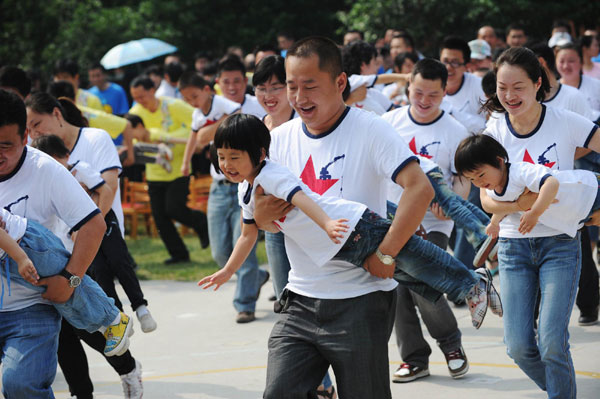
[122,177,156,239]
[187,174,212,214]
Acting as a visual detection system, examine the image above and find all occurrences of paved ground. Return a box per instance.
[42,273,600,399]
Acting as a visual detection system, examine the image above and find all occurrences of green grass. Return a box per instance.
[126,234,267,282]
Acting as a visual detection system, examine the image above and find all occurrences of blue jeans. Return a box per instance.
[5,221,119,332]
[335,209,478,303]
[0,303,61,399]
[264,231,290,299]
[207,181,266,312]
[452,183,482,269]
[427,167,489,249]
[498,233,581,399]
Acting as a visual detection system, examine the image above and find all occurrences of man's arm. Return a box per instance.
[36,213,106,303]
[364,161,434,278]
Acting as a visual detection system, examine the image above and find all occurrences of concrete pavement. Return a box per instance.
[46,275,600,399]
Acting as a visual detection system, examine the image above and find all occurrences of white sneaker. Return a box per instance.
[155,154,172,173]
[157,143,173,161]
[121,359,143,399]
[137,311,157,333]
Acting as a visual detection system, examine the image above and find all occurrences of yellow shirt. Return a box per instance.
[129,97,193,182]
[79,105,127,141]
[77,88,104,111]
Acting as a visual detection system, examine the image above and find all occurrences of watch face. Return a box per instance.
[70,276,82,288]
[382,256,394,265]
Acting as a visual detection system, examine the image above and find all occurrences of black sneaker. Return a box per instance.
[579,306,599,326]
[164,256,190,264]
[444,346,469,379]
[392,363,430,383]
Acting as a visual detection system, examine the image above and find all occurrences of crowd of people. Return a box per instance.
[0,18,599,399]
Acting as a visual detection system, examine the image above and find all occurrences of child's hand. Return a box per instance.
[430,203,450,220]
[198,268,234,291]
[18,257,39,285]
[180,164,190,176]
[519,210,539,234]
[485,223,500,239]
[325,219,349,244]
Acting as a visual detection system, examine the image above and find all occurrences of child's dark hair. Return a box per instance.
[482,47,550,114]
[252,55,286,87]
[341,40,377,76]
[179,71,209,91]
[31,134,70,159]
[211,114,270,173]
[124,113,144,128]
[394,51,419,72]
[454,134,509,175]
[481,70,496,99]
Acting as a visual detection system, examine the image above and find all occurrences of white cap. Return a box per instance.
[548,32,572,48]
[468,39,492,60]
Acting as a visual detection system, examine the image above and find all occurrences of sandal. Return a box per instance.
[316,385,336,399]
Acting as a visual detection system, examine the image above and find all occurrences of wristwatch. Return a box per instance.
[375,249,394,266]
[59,269,82,288]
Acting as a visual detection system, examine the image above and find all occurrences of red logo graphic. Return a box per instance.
[523,149,555,168]
[300,155,339,195]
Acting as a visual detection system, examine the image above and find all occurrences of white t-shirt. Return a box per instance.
[543,83,598,121]
[69,127,124,235]
[484,105,599,237]
[383,106,469,236]
[382,82,408,106]
[0,147,99,311]
[71,160,105,191]
[348,75,393,115]
[0,209,27,259]
[578,75,600,115]
[241,94,267,119]
[487,162,597,238]
[239,160,366,266]
[443,73,487,133]
[270,106,417,298]
[155,80,182,100]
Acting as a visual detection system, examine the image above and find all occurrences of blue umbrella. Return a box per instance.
[100,38,177,69]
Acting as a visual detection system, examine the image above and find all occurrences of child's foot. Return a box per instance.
[104,312,133,356]
[476,268,503,317]
[156,154,172,173]
[158,143,173,161]
[473,236,498,268]
[465,271,488,329]
[136,306,157,333]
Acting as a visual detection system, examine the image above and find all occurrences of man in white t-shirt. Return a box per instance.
[0,89,106,398]
[155,62,184,100]
[382,58,471,382]
[254,37,434,399]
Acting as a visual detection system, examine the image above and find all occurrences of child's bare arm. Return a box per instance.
[485,213,506,238]
[0,229,39,284]
[198,222,258,290]
[519,176,559,234]
[181,130,197,176]
[374,73,410,86]
[290,190,349,244]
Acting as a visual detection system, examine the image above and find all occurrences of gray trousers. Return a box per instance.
[264,289,397,399]
[394,231,462,369]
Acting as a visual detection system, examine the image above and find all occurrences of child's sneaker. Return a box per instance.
[476,268,503,317]
[137,309,157,333]
[473,236,498,267]
[120,359,143,399]
[104,312,133,357]
[156,154,172,173]
[465,270,489,329]
[157,143,173,161]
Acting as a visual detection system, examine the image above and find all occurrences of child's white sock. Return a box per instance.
[98,326,107,334]
[136,304,149,318]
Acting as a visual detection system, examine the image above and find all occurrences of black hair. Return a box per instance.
[526,42,557,75]
[47,80,76,101]
[54,59,79,77]
[482,47,551,113]
[31,134,70,159]
[253,44,278,57]
[378,45,390,58]
[506,23,526,37]
[394,51,419,72]
[411,58,448,89]
[391,32,415,50]
[277,31,295,41]
[481,70,496,98]
[454,134,509,175]
[144,64,163,77]
[580,35,597,49]
[0,89,27,138]
[130,75,155,90]
[211,114,270,172]
[287,36,343,80]
[194,50,211,60]
[218,55,246,77]
[441,36,471,64]
[556,42,583,62]
[164,62,184,83]
[178,71,209,91]
[552,19,571,32]
[25,91,88,128]
[341,41,377,76]
[88,62,106,73]
[252,55,286,87]
[0,66,32,99]
[124,113,144,128]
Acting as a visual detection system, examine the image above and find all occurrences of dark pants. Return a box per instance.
[264,289,397,399]
[148,176,209,259]
[58,319,136,399]
[394,232,462,369]
[88,209,147,311]
[576,227,599,315]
